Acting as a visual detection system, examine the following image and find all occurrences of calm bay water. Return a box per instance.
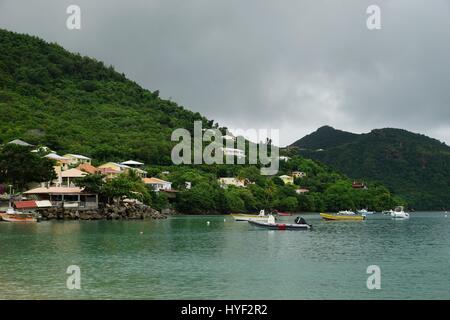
[0,212,449,299]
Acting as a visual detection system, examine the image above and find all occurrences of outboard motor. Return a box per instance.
[295,216,307,224]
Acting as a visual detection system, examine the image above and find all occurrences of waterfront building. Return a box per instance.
[23,186,98,209]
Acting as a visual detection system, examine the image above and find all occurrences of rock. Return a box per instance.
[35,203,166,221]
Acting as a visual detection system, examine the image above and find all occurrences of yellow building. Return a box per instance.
[63,154,92,165]
[98,162,124,172]
[98,162,147,178]
[279,175,294,185]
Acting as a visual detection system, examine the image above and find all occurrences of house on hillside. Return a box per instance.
[278,156,291,162]
[31,146,54,154]
[120,160,144,168]
[220,147,246,158]
[8,139,33,147]
[60,168,87,187]
[98,162,125,172]
[77,163,99,175]
[63,154,92,165]
[352,181,367,189]
[98,162,146,178]
[279,175,294,185]
[295,188,310,194]
[23,186,98,209]
[142,177,172,191]
[98,167,121,180]
[218,177,246,188]
[44,153,70,170]
[292,171,307,178]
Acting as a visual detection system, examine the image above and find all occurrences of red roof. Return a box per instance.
[14,200,37,209]
[77,163,99,175]
[98,168,120,174]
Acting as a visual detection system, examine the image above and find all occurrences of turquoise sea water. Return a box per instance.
[0,212,449,299]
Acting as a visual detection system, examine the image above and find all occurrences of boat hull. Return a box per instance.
[231,214,270,222]
[391,213,410,219]
[320,213,365,221]
[277,212,292,216]
[0,213,38,222]
[248,220,311,230]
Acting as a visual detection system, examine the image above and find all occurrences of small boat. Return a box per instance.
[390,206,409,219]
[231,209,272,222]
[382,209,394,215]
[320,213,366,221]
[357,209,374,215]
[276,211,292,216]
[248,215,311,230]
[337,210,356,215]
[0,207,38,222]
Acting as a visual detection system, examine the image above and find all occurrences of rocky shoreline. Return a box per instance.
[37,203,167,221]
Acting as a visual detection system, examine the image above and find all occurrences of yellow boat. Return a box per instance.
[320,213,366,221]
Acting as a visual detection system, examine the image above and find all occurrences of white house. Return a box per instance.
[120,160,144,168]
[8,139,33,147]
[296,188,310,194]
[218,177,246,188]
[278,156,291,162]
[142,177,172,191]
[220,147,245,158]
[63,154,92,165]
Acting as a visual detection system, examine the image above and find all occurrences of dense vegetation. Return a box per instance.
[145,156,403,214]
[0,144,55,190]
[291,125,358,150]
[0,29,404,213]
[0,28,215,165]
[289,127,450,210]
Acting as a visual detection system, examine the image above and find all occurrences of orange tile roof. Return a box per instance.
[77,163,99,175]
[142,177,170,184]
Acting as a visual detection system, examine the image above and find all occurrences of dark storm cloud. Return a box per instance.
[1,0,449,145]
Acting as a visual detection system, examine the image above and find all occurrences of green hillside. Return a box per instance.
[0,29,404,213]
[289,127,450,210]
[291,125,358,150]
[0,28,213,165]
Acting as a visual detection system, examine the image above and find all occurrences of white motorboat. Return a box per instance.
[357,209,374,215]
[390,206,410,219]
[337,210,356,215]
[382,209,394,215]
[231,209,273,222]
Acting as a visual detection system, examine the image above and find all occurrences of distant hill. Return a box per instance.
[0,28,214,165]
[291,125,358,150]
[289,127,450,210]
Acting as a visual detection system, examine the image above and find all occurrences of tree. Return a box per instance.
[74,173,104,194]
[101,171,151,205]
[277,196,298,212]
[0,144,56,190]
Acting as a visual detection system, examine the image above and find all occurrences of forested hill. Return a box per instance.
[291,125,358,150]
[0,28,214,165]
[288,127,450,210]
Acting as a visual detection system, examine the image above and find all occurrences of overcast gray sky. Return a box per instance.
[1,0,449,146]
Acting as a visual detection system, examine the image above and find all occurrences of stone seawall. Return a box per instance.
[37,203,166,220]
